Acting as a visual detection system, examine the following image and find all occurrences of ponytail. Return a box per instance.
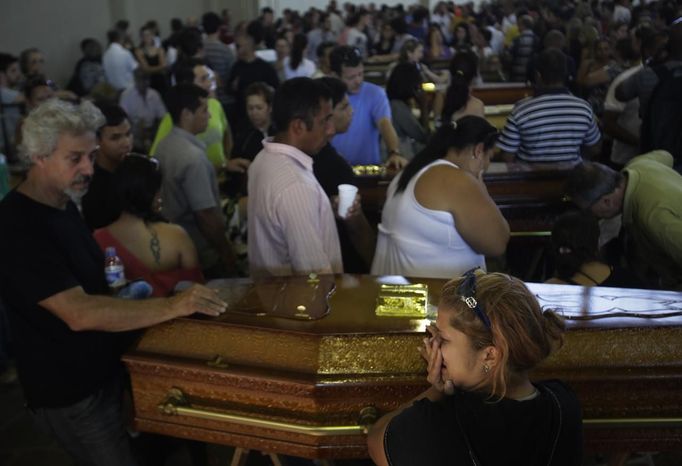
[290,33,307,70]
[442,70,470,122]
[541,309,566,353]
[396,116,498,193]
[441,51,479,123]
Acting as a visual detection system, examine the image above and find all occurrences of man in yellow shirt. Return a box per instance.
[150,58,249,175]
[567,151,682,289]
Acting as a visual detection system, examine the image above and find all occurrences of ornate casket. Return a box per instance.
[123,275,682,459]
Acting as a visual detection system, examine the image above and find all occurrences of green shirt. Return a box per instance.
[150,97,228,168]
[623,150,682,288]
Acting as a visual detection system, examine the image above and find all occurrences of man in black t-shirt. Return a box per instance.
[0,99,227,466]
[81,103,132,230]
[313,77,376,272]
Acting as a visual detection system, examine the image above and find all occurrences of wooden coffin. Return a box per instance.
[354,161,575,233]
[472,82,532,105]
[123,276,682,459]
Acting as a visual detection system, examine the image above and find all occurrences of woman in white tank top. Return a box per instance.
[371,116,509,279]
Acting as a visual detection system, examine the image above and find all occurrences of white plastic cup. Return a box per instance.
[337,184,358,218]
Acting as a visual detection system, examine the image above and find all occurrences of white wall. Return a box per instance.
[0,0,113,86]
[258,0,487,17]
[259,0,426,17]
[1,0,483,87]
[0,0,257,88]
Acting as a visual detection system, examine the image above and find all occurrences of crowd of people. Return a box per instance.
[1,0,682,465]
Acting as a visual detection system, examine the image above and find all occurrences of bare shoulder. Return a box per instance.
[418,163,477,191]
[154,222,192,243]
[414,164,478,205]
[470,96,485,116]
[414,163,481,211]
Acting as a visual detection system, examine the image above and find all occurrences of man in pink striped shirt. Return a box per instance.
[247,77,343,277]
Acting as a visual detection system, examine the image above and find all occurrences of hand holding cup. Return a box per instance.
[337,184,358,218]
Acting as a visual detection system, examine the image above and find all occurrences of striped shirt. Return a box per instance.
[496,89,601,163]
[247,139,343,278]
[509,30,538,82]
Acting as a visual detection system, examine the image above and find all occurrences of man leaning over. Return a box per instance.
[566,150,682,289]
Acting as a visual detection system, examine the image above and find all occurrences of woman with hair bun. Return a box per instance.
[441,50,485,123]
[94,155,204,297]
[371,116,509,279]
[283,33,316,79]
[386,63,428,160]
[368,270,583,466]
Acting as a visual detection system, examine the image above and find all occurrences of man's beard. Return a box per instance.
[65,174,92,202]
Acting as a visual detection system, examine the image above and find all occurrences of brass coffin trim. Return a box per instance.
[157,388,373,436]
[583,417,682,427]
[509,231,551,237]
[158,390,682,436]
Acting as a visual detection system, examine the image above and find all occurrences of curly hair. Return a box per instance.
[20,99,104,165]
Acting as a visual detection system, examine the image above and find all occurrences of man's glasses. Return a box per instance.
[457,268,491,329]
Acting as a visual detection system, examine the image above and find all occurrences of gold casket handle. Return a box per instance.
[358,406,378,428]
[157,388,377,436]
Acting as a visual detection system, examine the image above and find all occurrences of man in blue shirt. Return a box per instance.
[329,46,406,169]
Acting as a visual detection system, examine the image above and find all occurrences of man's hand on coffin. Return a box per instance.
[169,284,227,317]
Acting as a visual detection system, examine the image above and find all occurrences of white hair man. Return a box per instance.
[0,99,226,465]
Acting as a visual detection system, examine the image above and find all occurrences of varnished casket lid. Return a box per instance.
[129,275,682,376]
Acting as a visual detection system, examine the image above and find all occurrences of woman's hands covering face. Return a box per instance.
[420,324,455,395]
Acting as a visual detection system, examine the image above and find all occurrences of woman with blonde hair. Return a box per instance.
[368,270,583,466]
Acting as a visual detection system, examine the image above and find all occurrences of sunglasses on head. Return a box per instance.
[457,268,491,330]
[126,152,159,169]
[341,47,362,60]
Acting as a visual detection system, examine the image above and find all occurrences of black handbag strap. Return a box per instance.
[543,385,563,465]
[453,401,482,466]
[453,385,563,466]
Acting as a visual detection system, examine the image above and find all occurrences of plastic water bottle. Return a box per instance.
[104,247,126,291]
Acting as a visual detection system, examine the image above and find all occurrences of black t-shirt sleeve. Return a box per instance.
[384,398,450,466]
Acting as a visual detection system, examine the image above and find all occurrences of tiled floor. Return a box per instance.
[1,377,681,466]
